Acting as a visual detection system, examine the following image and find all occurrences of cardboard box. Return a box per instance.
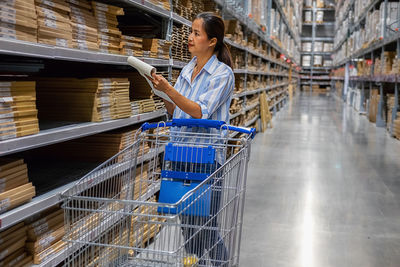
[35,0,71,14]
[0,183,36,214]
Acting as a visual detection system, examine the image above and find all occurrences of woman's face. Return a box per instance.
[188,18,216,57]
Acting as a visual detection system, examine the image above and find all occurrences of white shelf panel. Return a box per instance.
[0,109,166,156]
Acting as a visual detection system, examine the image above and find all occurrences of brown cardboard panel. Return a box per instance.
[92,2,124,16]
[38,18,72,34]
[35,0,71,14]
[0,163,27,179]
[38,36,72,48]
[0,2,37,18]
[26,226,64,253]
[36,6,70,23]
[13,255,33,267]
[0,248,26,267]
[0,182,34,200]
[0,169,29,187]
[0,233,27,260]
[27,215,63,240]
[28,208,63,229]
[0,174,29,193]
[67,0,92,11]
[33,239,65,264]
[0,10,37,29]
[0,21,37,34]
[0,222,25,243]
[0,158,24,172]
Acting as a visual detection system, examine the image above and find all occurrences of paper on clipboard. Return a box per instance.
[127,56,173,103]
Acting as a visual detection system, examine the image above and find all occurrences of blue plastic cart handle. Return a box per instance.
[141,118,256,138]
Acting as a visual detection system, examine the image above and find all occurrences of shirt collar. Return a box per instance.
[182,55,219,84]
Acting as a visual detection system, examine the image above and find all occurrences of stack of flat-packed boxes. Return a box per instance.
[35,0,73,48]
[0,222,32,266]
[142,38,171,60]
[171,24,191,62]
[0,81,40,140]
[0,0,37,43]
[120,35,143,57]
[224,20,244,45]
[36,78,131,122]
[25,206,65,264]
[92,1,124,54]
[148,0,171,10]
[0,158,36,215]
[67,0,99,51]
[36,127,150,162]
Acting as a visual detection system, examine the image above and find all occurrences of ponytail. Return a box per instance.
[196,12,233,70]
[217,42,233,69]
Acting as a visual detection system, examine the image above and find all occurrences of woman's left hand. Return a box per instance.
[147,73,170,93]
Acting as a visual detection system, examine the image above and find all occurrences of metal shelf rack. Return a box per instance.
[332,0,400,135]
[0,0,299,265]
[300,0,335,92]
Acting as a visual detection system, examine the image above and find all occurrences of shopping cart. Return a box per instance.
[62,119,255,267]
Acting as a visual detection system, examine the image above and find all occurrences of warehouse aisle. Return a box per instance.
[240,93,400,267]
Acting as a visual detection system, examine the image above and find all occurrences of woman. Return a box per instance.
[148,12,234,266]
[148,12,234,123]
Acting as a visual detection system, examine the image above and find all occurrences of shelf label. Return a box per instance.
[56,38,68,47]
[42,0,55,7]
[44,18,57,29]
[42,8,57,20]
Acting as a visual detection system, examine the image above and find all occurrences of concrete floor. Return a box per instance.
[239,93,400,267]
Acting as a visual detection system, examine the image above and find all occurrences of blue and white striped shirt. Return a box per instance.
[171,54,235,164]
[173,54,235,122]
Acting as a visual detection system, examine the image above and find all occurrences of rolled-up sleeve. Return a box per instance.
[198,71,234,119]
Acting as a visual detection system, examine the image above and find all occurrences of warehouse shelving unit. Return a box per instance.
[332,0,400,137]
[0,0,300,266]
[221,0,301,131]
[300,0,335,92]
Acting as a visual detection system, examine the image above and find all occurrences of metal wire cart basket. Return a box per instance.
[61,119,256,267]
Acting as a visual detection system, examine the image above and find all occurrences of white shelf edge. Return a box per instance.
[0,109,166,156]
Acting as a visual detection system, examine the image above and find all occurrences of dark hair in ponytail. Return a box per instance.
[196,12,233,69]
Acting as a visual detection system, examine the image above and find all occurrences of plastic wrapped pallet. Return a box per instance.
[0,81,39,140]
[323,42,333,52]
[35,0,73,48]
[302,42,312,52]
[314,42,323,52]
[0,0,38,43]
[314,55,323,66]
[316,11,324,23]
[302,55,311,67]
[324,60,332,67]
[304,11,312,23]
